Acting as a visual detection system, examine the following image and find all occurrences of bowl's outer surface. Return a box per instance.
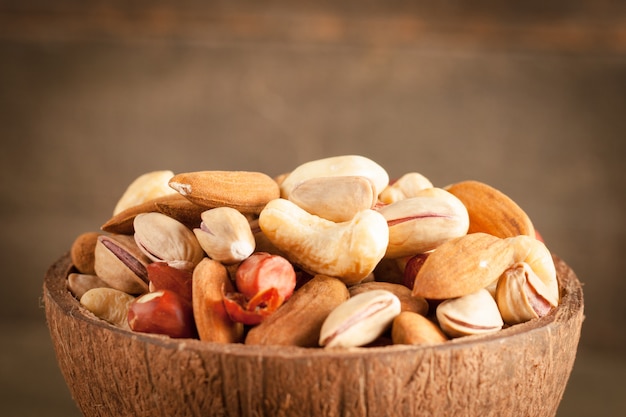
[44,252,584,417]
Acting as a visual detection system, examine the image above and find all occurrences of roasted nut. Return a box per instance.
[113,170,177,215]
[319,289,401,348]
[412,233,514,300]
[349,281,428,316]
[495,262,559,325]
[445,180,535,238]
[379,172,434,204]
[436,288,504,338]
[70,231,101,275]
[133,212,205,270]
[128,290,197,339]
[94,234,151,295]
[169,170,280,214]
[246,274,350,346]
[146,262,193,304]
[377,187,469,258]
[279,155,389,200]
[67,272,111,299]
[235,252,296,301]
[192,258,244,343]
[287,175,377,222]
[391,311,448,345]
[80,287,135,330]
[402,252,430,289]
[222,252,297,325]
[259,198,389,285]
[506,235,559,303]
[193,207,256,264]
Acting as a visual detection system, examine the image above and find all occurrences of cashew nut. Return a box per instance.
[258,198,389,285]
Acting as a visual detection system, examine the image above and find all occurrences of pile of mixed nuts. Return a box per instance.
[68,155,560,348]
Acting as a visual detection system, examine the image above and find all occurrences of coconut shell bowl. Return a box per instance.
[44,251,583,417]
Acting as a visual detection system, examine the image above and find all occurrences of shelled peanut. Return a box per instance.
[68,155,560,348]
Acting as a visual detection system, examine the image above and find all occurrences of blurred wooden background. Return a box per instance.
[1,1,625,416]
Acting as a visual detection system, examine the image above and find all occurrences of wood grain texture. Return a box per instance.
[44,252,583,417]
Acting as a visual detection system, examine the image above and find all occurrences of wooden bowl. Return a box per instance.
[44,252,584,417]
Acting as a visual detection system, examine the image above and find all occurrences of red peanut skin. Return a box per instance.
[128,290,197,339]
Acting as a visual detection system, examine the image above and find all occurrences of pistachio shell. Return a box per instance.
[436,289,504,338]
[133,212,205,269]
[93,234,150,295]
[495,262,559,325]
[193,207,255,264]
[378,187,469,258]
[379,172,434,204]
[319,289,401,348]
[506,235,559,303]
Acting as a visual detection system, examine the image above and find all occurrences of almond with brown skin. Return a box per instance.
[245,274,349,347]
[192,258,244,343]
[444,180,535,238]
[391,311,448,345]
[411,232,514,300]
[169,170,280,214]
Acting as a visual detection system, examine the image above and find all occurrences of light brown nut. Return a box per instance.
[133,212,205,270]
[67,272,111,299]
[279,155,389,200]
[168,170,280,214]
[349,281,428,316]
[70,231,101,275]
[506,235,559,303]
[445,180,535,238]
[192,258,244,343]
[495,262,559,325]
[128,290,197,339]
[411,232,514,300]
[154,193,207,230]
[436,288,504,338]
[80,287,135,330]
[378,187,470,258]
[288,176,377,222]
[193,207,256,264]
[93,234,150,295]
[101,194,183,235]
[113,170,177,215]
[245,274,349,347]
[391,311,448,345]
[319,289,401,348]
[379,172,434,204]
[259,198,389,285]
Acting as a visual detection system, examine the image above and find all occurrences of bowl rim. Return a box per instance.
[44,251,584,359]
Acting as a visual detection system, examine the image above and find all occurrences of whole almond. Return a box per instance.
[445,180,535,238]
[412,232,514,300]
[391,311,448,345]
[169,171,280,214]
[192,258,244,343]
[245,274,349,347]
